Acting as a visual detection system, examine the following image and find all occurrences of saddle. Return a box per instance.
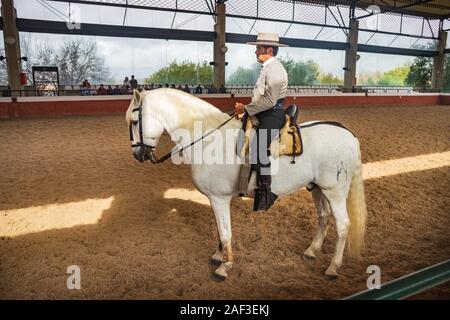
[270,104,303,158]
[237,104,303,195]
[238,104,303,159]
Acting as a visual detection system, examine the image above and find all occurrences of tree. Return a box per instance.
[378,65,410,86]
[0,35,50,85]
[226,56,320,86]
[0,36,112,86]
[227,64,260,85]
[0,55,7,85]
[356,66,410,86]
[279,57,320,85]
[144,60,212,85]
[443,56,450,92]
[404,56,432,87]
[319,72,343,85]
[356,72,381,86]
[23,37,58,85]
[56,38,112,85]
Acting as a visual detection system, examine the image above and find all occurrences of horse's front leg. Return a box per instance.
[209,195,233,281]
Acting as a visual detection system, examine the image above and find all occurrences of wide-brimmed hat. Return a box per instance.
[246,32,288,47]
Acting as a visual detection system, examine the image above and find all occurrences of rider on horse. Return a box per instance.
[234,32,289,212]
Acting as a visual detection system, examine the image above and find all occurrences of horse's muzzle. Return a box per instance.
[133,146,158,163]
[133,147,146,163]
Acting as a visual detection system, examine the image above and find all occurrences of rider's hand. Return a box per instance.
[234,102,245,119]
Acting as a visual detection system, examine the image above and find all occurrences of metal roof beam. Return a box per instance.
[358,43,436,56]
[226,32,349,50]
[0,18,437,57]
[11,18,216,42]
[46,0,215,16]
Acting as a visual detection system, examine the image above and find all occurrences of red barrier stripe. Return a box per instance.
[0,94,447,119]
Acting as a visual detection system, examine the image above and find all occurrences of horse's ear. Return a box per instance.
[133,89,141,104]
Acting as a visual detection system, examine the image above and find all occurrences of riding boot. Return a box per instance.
[253,174,278,211]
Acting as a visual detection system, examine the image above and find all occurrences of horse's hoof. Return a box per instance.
[212,262,232,281]
[325,267,339,280]
[209,258,222,266]
[302,253,316,261]
[325,273,338,281]
[211,272,227,282]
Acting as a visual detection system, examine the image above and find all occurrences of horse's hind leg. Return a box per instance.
[209,195,233,281]
[321,191,350,279]
[303,188,330,260]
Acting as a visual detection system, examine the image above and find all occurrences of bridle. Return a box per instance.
[129,101,235,164]
[129,102,159,163]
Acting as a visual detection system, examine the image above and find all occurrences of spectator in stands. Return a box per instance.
[149,83,155,90]
[130,75,138,90]
[123,76,130,88]
[96,84,107,95]
[85,80,91,95]
[81,79,91,96]
[120,85,129,95]
[195,84,202,94]
[107,85,113,95]
[177,84,183,90]
[165,83,169,88]
[183,84,191,94]
[170,84,176,89]
[80,82,86,96]
[157,84,162,88]
[113,85,121,95]
[218,84,227,93]
[208,83,217,94]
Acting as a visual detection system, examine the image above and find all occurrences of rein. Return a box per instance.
[130,102,235,164]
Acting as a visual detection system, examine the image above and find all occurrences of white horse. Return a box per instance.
[126,88,367,280]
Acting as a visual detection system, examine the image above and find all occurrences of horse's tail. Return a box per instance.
[346,138,367,259]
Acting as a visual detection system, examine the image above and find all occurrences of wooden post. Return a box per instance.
[1,0,23,97]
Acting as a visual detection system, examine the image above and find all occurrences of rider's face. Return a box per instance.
[255,45,272,63]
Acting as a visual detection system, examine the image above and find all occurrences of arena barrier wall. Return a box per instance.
[0,93,448,119]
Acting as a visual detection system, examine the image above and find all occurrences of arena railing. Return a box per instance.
[226,84,343,94]
[344,259,450,300]
[0,85,438,97]
[357,86,414,94]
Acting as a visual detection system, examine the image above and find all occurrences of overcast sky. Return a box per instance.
[3,0,438,83]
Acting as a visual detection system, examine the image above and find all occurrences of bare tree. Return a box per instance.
[56,38,112,85]
[0,50,7,85]
[20,35,58,85]
[0,36,112,87]
[0,36,33,85]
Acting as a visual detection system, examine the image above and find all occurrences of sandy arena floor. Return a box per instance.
[0,104,449,299]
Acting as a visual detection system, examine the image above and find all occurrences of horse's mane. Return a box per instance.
[142,88,239,132]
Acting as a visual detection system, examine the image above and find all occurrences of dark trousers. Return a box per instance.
[251,107,286,175]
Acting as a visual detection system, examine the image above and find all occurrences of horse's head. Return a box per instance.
[126,89,164,163]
